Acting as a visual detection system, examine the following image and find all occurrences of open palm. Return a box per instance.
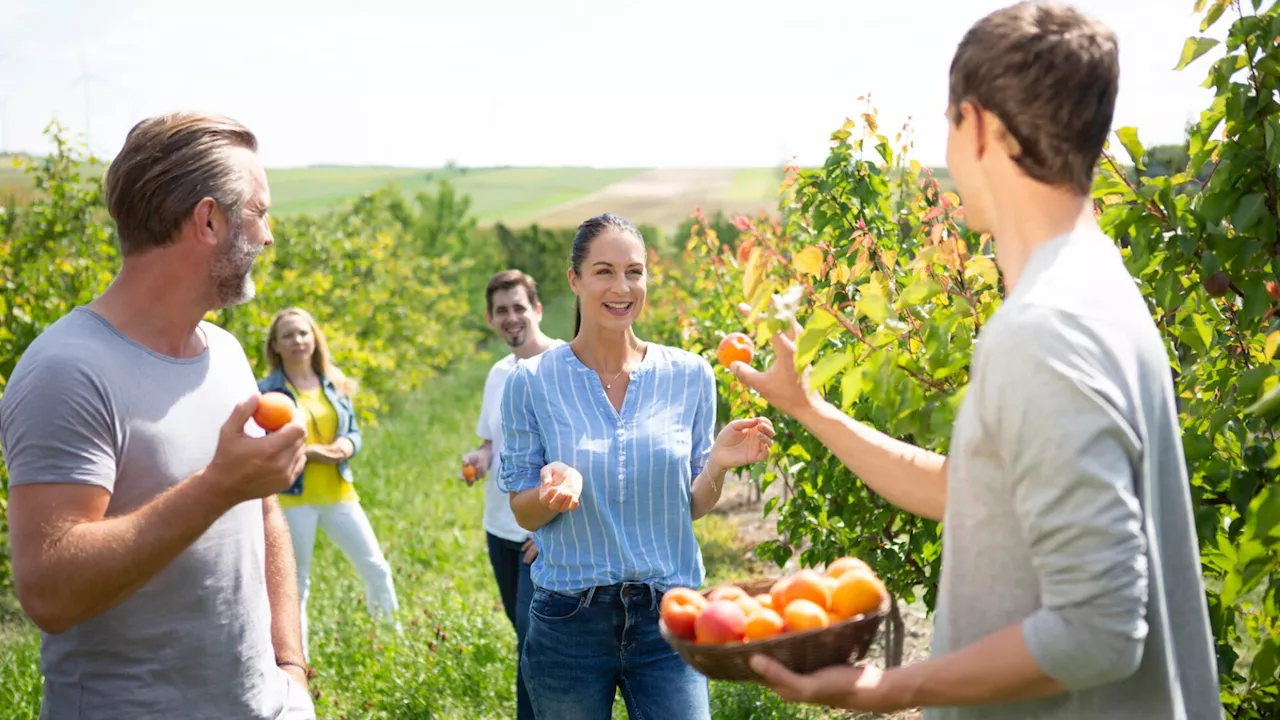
[710,417,775,470]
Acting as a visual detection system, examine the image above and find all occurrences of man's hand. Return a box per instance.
[538,462,582,512]
[749,656,907,712]
[521,538,539,564]
[728,309,823,418]
[461,449,490,485]
[280,663,309,689]
[206,396,308,507]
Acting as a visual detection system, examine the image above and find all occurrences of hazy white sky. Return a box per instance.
[0,0,1225,169]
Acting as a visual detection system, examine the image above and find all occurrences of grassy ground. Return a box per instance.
[0,296,848,719]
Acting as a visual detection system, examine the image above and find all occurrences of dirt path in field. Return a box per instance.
[519,168,771,230]
[708,475,931,720]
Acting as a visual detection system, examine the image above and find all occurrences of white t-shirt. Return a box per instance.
[477,342,564,543]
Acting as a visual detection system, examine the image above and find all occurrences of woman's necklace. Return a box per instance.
[602,366,628,390]
[597,342,645,390]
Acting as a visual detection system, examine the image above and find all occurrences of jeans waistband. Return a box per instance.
[550,582,663,609]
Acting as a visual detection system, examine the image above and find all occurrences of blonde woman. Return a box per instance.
[259,308,401,660]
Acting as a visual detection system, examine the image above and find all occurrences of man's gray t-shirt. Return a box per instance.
[927,228,1222,719]
[0,307,312,720]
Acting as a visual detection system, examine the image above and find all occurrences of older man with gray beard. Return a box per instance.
[0,112,316,720]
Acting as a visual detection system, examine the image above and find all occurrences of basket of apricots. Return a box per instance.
[657,556,890,681]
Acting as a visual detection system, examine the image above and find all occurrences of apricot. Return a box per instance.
[734,595,764,619]
[462,464,477,481]
[744,607,785,641]
[707,585,750,604]
[826,556,872,579]
[717,332,754,368]
[254,392,296,432]
[783,599,830,633]
[769,576,793,613]
[831,571,887,620]
[695,600,747,644]
[660,587,707,640]
[753,593,774,610]
[783,569,832,611]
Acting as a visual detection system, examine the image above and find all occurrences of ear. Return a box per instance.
[567,267,579,295]
[981,109,1022,163]
[193,197,221,248]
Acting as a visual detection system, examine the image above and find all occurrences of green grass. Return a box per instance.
[0,296,844,720]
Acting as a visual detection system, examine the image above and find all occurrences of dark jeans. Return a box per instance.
[486,532,535,720]
[520,582,711,720]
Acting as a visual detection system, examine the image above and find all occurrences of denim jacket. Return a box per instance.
[257,367,364,496]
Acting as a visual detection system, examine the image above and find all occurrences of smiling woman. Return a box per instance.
[257,308,403,662]
[496,212,777,720]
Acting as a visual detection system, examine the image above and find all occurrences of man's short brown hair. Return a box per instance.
[949,1,1119,194]
[103,112,258,256]
[486,270,540,314]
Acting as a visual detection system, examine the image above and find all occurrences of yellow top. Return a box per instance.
[277,383,358,507]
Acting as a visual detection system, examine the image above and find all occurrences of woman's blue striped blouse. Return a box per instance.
[498,341,716,594]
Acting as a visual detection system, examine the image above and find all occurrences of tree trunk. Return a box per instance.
[884,599,905,668]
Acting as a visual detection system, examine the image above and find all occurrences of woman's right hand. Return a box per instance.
[538,461,582,512]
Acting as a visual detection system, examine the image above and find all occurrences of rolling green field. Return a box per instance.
[1,155,950,234]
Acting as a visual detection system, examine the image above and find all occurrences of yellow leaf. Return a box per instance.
[794,246,825,277]
[965,255,1000,288]
[743,247,765,300]
[1266,330,1280,361]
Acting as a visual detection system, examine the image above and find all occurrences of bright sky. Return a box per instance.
[0,0,1224,169]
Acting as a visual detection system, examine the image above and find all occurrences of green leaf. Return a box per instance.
[809,350,852,389]
[795,322,836,368]
[1250,638,1279,686]
[841,365,867,410]
[964,255,1000,288]
[805,307,839,332]
[1245,381,1280,418]
[1191,312,1214,349]
[1266,331,1280,362]
[899,279,943,307]
[1115,127,1145,170]
[1175,36,1220,70]
[1246,485,1280,543]
[855,285,893,325]
[1232,193,1266,233]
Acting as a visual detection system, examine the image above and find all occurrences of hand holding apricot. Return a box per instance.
[206,395,307,508]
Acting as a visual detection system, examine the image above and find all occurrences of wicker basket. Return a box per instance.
[659,576,890,682]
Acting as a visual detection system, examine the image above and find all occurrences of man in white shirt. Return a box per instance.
[461,269,563,720]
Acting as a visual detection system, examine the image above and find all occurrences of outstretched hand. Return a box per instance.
[710,417,775,470]
[727,304,822,418]
[538,461,582,512]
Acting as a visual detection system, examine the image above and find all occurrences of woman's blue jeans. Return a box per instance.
[520,582,711,720]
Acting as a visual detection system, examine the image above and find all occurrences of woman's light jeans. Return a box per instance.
[282,500,401,658]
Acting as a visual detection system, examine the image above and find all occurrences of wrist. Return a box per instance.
[792,395,835,425]
[879,665,923,711]
[193,465,241,513]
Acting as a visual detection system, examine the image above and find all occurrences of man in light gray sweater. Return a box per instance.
[732,2,1222,718]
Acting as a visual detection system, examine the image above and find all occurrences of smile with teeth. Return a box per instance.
[604,301,632,315]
